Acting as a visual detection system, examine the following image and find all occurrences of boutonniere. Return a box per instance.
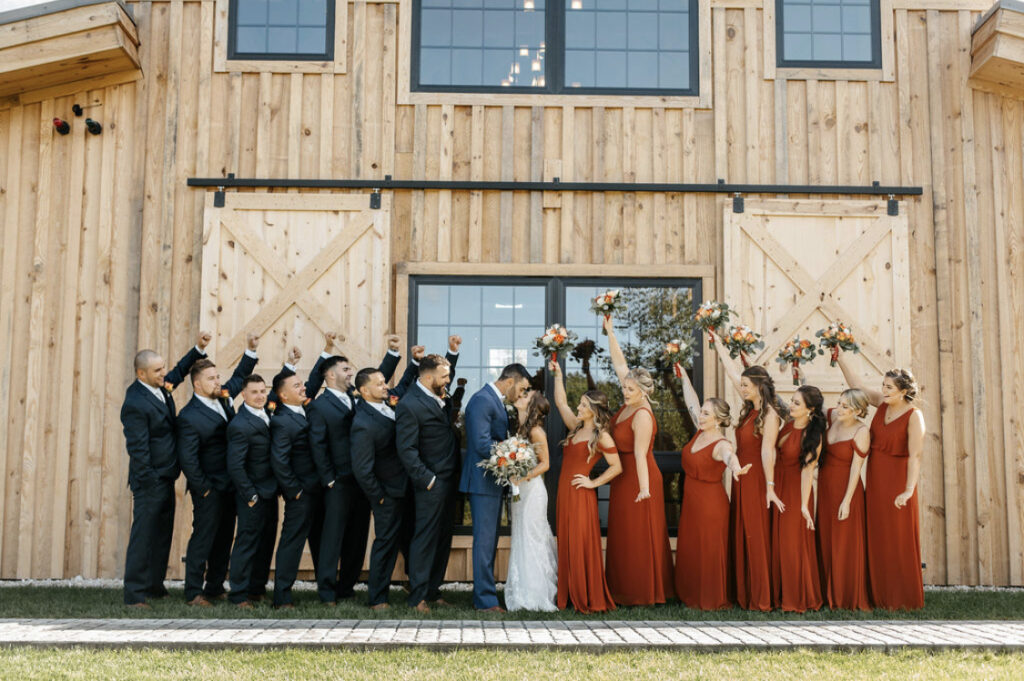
[163,381,175,392]
[267,401,277,413]
[302,397,312,407]
[388,394,399,408]
[220,388,230,399]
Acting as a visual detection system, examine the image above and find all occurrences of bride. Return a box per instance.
[504,389,558,612]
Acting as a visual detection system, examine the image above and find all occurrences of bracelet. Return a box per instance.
[767,481,775,486]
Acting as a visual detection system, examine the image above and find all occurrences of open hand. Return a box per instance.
[767,488,786,513]
[571,474,594,490]
[732,463,753,481]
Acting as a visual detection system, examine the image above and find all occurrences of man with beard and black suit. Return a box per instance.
[350,367,407,609]
[309,335,413,605]
[269,368,319,608]
[395,340,463,614]
[120,331,211,607]
[226,373,277,607]
[176,333,261,606]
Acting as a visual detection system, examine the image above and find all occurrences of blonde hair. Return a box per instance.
[706,398,731,429]
[625,368,656,402]
[840,388,870,418]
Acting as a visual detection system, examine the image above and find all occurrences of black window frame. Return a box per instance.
[227,0,336,62]
[408,274,704,536]
[410,0,701,96]
[775,0,882,70]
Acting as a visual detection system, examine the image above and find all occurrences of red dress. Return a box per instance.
[817,409,870,610]
[675,433,730,610]
[606,406,674,605]
[730,409,773,611]
[770,422,823,613]
[866,403,925,610]
[557,438,616,613]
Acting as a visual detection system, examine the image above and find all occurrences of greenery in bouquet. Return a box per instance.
[661,338,695,378]
[722,324,765,368]
[533,324,577,362]
[816,320,861,367]
[590,289,624,335]
[693,301,732,348]
[776,336,822,385]
[477,436,538,501]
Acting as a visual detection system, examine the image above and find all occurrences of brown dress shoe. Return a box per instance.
[370,603,390,611]
[275,603,295,610]
[478,605,506,613]
[413,601,431,614]
[208,593,228,601]
[431,598,452,607]
[187,595,213,607]
[126,602,151,610]
[236,601,254,609]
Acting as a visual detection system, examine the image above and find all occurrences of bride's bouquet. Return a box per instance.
[590,289,623,334]
[477,436,538,501]
[533,324,577,363]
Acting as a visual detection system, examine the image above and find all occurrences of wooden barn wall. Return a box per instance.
[0,0,1021,585]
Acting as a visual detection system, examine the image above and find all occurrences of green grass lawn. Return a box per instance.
[0,648,1022,681]
[0,585,1021,621]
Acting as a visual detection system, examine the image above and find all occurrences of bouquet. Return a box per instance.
[590,289,623,334]
[477,436,538,501]
[662,338,694,378]
[533,324,577,363]
[694,301,732,348]
[816,320,860,367]
[723,325,765,368]
[776,336,822,386]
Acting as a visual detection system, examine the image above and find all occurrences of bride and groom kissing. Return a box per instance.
[461,364,558,612]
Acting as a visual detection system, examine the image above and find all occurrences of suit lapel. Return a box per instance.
[243,406,270,433]
[322,390,352,417]
[191,396,226,425]
[488,385,509,430]
[138,382,174,423]
[415,383,445,418]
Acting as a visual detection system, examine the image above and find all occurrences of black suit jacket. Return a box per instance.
[395,380,461,491]
[176,353,257,495]
[226,406,276,500]
[307,357,419,486]
[268,351,402,407]
[350,400,405,504]
[270,406,319,499]
[120,346,206,491]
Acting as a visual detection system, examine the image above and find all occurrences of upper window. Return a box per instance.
[228,0,334,61]
[776,0,881,69]
[412,0,700,95]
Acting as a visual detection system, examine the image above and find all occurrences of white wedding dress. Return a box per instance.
[504,475,558,612]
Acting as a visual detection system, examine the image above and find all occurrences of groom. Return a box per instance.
[459,364,532,611]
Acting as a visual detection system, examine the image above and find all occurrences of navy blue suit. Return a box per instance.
[176,352,256,601]
[459,384,510,609]
[119,345,206,605]
[226,406,278,603]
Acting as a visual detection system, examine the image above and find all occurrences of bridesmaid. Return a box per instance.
[549,361,622,614]
[674,369,751,610]
[771,385,824,613]
[838,358,926,610]
[713,341,787,611]
[817,388,871,611]
[602,316,675,606]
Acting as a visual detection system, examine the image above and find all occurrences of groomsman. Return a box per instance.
[460,363,532,612]
[120,331,211,607]
[395,338,462,613]
[350,368,406,609]
[176,334,260,606]
[269,368,319,607]
[309,334,406,604]
[226,374,277,607]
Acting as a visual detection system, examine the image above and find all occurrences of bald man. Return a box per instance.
[120,332,211,607]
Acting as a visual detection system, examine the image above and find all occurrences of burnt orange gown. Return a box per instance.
[675,433,730,610]
[770,421,822,613]
[866,403,925,610]
[606,406,674,605]
[817,409,870,610]
[556,439,616,613]
[730,409,773,611]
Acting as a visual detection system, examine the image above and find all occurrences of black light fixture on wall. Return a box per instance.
[52,118,70,135]
[85,118,102,135]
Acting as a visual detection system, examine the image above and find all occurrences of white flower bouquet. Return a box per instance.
[477,436,538,501]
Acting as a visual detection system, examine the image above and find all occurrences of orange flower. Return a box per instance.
[509,452,517,460]
[220,388,230,399]
[498,457,508,467]
[163,382,175,392]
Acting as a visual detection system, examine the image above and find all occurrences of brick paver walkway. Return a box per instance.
[0,619,1022,651]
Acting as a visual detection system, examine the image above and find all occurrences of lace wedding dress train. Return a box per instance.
[505,476,558,612]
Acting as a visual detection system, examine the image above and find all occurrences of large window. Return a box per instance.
[228,0,334,61]
[410,276,703,535]
[776,0,881,69]
[412,0,700,95]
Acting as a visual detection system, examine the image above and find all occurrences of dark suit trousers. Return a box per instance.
[468,491,504,609]
[316,477,371,602]
[123,480,176,605]
[273,491,318,606]
[407,476,458,607]
[229,495,278,603]
[367,495,407,606]
[184,488,236,600]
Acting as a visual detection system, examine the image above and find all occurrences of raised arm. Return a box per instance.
[603,316,629,384]
[165,331,211,388]
[225,334,260,398]
[378,334,402,382]
[836,354,884,407]
[678,368,702,429]
[712,335,744,394]
[839,425,870,520]
[895,410,925,508]
[762,408,785,512]
[548,361,578,431]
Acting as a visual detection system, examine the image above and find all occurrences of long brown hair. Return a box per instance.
[561,390,614,462]
[795,385,827,468]
[517,391,550,439]
[737,365,789,437]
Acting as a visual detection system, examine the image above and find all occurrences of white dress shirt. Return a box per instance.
[196,394,228,421]
[139,380,166,404]
[366,400,396,421]
[245,403,270,426]
[326,387,352,410]
[416,380,445,408]
[283,403,306,417]
[487,382,505,403]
